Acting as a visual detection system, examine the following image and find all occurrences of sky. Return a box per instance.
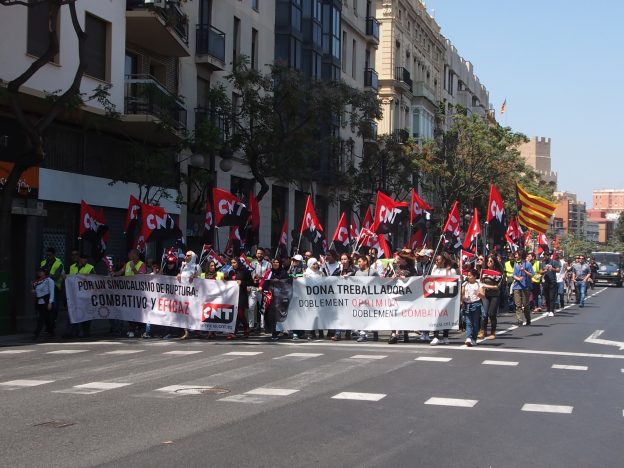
[425,0,624,206]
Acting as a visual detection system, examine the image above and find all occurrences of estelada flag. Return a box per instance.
[486,185,507,245]
[213,188,249,227]
[299,195,326,256]
[244,191,260,247]
[410,188,433,225]
[462,208,481,252]
[406,227,426,251]
[371,191,408,234]
[203,198,213,238]
[516,183,556,234]
[332,212,351,254]
[140,203,182,243]
[442,201,461,253]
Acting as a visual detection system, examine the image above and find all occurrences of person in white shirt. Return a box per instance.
[555,252,567,310]
[462,269,484,347]
[249,248,271,331]
[32,267,55,340]
[429,254,457,345]
[321,250,340,277]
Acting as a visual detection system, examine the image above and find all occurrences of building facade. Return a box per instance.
[592,189,624,216]
[516,137,558,187]
[554,192,587,239]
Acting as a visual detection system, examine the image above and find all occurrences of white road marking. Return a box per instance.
[0,349,34,354]
[331,392,386,401]
[54,381,131,394]
[222,351,263,356]
[101,350,145,355]
[162,351,203,355]
[0,379,54,388]
[482,360,519,366]
[218,394,267,404]
[521,404,573,414]
[156,385,214,395]
[245,388,299,396]
[415,357,452,362]
[551,364,588,371]
[349,354,387,360]
[46,350,89,355]
[425,397,478,407]
[453,346,624,360]
[37,341,123,346]
[274,352,323,359]
[584,330,624,350]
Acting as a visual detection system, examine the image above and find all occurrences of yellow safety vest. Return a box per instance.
[41,257,63,289]
[531,260,541,283]
[504,260,515,278]
[69,263,95,275]
[124,260,144,276]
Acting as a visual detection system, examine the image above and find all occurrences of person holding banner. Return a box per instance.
[331,254,356,342]
[462,269,484,347]
[177,251,201,340]
[429,254,457,345]
[388,251,417,344]
[226,257,252,340]
[354,256,379,343]
[263,258,290,341]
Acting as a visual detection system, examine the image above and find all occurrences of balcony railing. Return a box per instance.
[364,68,379,91]
[394,67,413,92]
[413,81,436,103]
[196,23,226,63]
[390,128,409,144]
[124,74,187,129]
[365,17,380,42]
[126,0,189,45]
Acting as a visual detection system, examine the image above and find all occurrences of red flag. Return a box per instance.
[276,218,288,258]
[462,208,481,252]
[486,185,507,244]
[410,188,433,225]
[371,191,408,234]
[537,233,549,255]
[332,212,351,254]
[213,188,249,227]
[406,228,426,251]
[245,191,260,247]
[349,221,358,241]
[224,226,244,257]
[505,217,521,249]
[124,195,141,233]
[203,198,213,236]
[461,249,477,275]
[239,254,254,271]
[523,229,532,251]
[206,248,225,268]
[79,200,108,240]
[442,201,461,252]
[300,195,326,256]
[362,207,373,230]
[377,234,391,259]
[140,204,181,243]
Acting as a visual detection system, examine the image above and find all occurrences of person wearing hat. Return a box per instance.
[289,254,305,278]
[539,251,560,316]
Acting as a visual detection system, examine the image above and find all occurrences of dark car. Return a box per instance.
[591,252,623,287]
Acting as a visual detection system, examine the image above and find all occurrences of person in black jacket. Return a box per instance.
[263,258,291,341]
[227,257,253,340]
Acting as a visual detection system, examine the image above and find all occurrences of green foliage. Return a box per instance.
[613,211,624,243]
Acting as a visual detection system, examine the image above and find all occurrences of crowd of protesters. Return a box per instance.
[33,243,597,347]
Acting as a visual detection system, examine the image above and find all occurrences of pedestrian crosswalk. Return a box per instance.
[0,344,620,418]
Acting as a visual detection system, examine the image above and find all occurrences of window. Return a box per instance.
[341,31,347,72]
[252,0,259,11]
[233,16,241,63]
[84,14,108,81]
[199,0,213,25]
[27,0,58,60]
[251,28,258,69]
[353,0,358,16]
[351,39,356,78]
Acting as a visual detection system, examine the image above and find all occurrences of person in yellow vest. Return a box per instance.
[40,247,64,332]
[527,251,542,313]
[504,254,516,312]
[113,249,146,338]
[66,251,95,337]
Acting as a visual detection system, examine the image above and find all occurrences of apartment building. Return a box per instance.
[592,189,624,216]
[554,191,587,239]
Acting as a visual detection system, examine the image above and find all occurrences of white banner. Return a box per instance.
[281,276,461,331]
[65,274,239,333]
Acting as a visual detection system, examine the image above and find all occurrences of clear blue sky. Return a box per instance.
[425,0,624,206]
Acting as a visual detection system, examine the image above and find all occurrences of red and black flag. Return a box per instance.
[537,233,550,256]
[362,206,373,231]
[505,217,522,251]
[124,195,142,252]
[203,198,214,240]
[486,185,507,245]
[276,218,288,259]
[224,226,244,258]
[371,191,408,235]
[462,208,481,253]
[461,250,477,275]
[79,200,109,259]
[244,191,260,248]
[299,195,326,256]
[442,201,462,253]
[213,188,249,227]
[331,212,351,254]
[140,203,182,243]
[410,188,433,225]
[406,228,426,252]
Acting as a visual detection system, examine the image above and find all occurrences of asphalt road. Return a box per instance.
[1,286,622,468]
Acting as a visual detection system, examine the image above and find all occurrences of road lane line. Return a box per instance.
[222,351,263,356]
[349,354,387,360]
[54,381,131,395]
[46,350,89,355]
[551,364,588,371]
[274,352,323,359]
[415,357,452,362]
[156,385,214,395]
[331,392,386,401]
[425,397,478,408]
[101,350,145,355]
[482,360,519,366]
[0,350,34,354]
[245,388,299,396]
[0,379,54,388]
[521,404,573,414]
[162,351,203,355]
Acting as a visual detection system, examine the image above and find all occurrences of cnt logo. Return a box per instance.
[422,277,459,298]
[201,303,235,323]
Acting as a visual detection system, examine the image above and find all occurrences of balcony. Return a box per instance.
[390,128,409,144]
[365,17,380,44]
[126,0,190,57]
[413,81,436,105]
[195,24,226,70]
[124,74,187,130]
[364,68,379,91]
[394,67,413,93]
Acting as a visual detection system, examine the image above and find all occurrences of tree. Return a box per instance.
[0,1,87,292]
[203,59,381,201]
[413,109,552,227]
[613,211,624,244]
